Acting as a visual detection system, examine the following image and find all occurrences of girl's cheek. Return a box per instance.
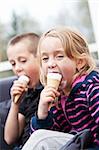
[42,64,48,72]
[41,68,47,78]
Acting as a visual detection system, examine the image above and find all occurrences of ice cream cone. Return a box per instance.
[14,75,29,103]
[47,73,62,109]
[47,73,62,90]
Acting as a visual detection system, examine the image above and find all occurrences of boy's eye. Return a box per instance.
[20,59,27,63]
[11,62,15,66]
[10,61,15,66]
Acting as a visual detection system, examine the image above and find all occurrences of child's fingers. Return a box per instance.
[44,86,60,97]
[13,80,26,88]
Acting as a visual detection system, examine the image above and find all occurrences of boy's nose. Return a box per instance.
[15,64,22,73]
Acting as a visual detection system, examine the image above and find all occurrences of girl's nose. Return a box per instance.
[48,59,57,68]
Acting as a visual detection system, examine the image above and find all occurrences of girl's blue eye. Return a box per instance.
[58,55,64,57]
[56,55,64,59]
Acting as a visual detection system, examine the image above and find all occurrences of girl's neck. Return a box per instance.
[62,73,87,96]
[63,85,72,96]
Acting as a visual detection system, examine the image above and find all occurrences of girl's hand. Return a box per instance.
[37,86,60,119]
[10,80,28,104]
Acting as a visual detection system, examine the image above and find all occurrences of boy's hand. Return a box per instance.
[37,86,60,119]
[10,80,28,104]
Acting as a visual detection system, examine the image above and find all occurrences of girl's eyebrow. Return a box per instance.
[41,49,64,55]
[55,50,64,53]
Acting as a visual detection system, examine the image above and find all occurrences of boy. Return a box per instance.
[4,33,43,149]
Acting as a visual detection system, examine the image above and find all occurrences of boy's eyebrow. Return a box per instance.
[18,56,26,59]
[9,59,14,63]
[9,56,26,62]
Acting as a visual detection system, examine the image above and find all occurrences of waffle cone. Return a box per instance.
[14,95,20,103]
[47,73,62,90]
[14,75,29,103]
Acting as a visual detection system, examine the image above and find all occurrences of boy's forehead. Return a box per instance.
[7,43,31,55]
[9,40,31,50]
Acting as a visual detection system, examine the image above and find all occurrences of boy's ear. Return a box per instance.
[76,58,86,71]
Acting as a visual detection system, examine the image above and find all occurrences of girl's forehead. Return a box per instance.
[41,36,60,43]
[40,37,63,50]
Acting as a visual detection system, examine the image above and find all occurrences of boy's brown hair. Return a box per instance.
[7,33,40,56]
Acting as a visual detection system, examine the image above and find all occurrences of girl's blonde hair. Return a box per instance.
[37,27,96,86]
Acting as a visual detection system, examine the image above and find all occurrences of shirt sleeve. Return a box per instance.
[19,98,26,116]
[30,112,53,133]
[88,82,99,125]
[30,102,71,133]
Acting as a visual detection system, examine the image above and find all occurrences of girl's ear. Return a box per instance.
[76,58,86,71]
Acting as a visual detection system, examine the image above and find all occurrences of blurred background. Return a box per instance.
[0,0,99,78]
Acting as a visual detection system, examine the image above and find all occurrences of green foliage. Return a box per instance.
[8,11,41,39]
[0,1,98,65]
[0,11,41,61]
[0,23,8,61]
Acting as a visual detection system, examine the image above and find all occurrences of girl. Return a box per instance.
[22,27,99,150]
